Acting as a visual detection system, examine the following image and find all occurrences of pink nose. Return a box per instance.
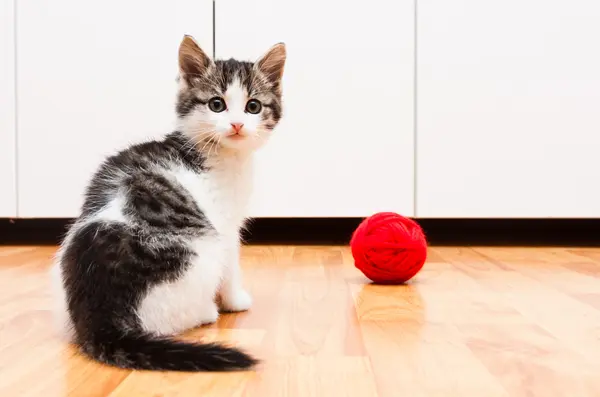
[231,123,244,133]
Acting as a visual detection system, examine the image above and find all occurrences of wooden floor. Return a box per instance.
[1,245,600,396]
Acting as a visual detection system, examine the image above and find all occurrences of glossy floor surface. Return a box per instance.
[1,245,600,396]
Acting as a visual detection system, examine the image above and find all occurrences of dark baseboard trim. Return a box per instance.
[1,217,600,246]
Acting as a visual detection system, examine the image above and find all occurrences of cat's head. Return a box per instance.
[176,35,286,152]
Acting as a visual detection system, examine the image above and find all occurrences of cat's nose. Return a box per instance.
[230,123,244,133]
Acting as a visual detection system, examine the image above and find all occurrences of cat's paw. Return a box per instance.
[219,289,253,313]
[200,304,219,325]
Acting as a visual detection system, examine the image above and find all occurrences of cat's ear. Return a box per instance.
[255,43,286,83]
[178,35,212,82]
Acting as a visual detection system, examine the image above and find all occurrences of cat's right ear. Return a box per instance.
[255,42,286,84]
[178,35,212,83]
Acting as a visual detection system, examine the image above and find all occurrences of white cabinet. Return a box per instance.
[215,0,415,217]
[416,0,600,218]
[14,0,600,220]
[16,0,213,218]
[0,0,16,217]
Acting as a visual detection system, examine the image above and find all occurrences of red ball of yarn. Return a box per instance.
[350,212,427,284]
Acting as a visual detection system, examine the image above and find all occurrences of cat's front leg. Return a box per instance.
[217,239,252,313]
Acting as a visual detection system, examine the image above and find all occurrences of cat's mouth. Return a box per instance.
[226,132,247,141]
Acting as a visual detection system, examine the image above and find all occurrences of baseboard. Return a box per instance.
[1,217,600,246]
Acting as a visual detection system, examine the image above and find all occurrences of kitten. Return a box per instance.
[48,35,286,372]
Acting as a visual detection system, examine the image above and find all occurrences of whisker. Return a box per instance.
[199,135,214,154]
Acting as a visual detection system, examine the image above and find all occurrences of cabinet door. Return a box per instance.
[215,0,415,217]
[0,0,16,217]
[417,0,600,218]
[16,0,213,218]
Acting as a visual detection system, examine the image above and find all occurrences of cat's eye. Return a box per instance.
[245,99,262,114]
[208,97,226,113]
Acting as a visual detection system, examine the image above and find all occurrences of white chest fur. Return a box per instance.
[169,151,254,237]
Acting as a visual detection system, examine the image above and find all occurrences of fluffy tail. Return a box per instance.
[80,332,258,372]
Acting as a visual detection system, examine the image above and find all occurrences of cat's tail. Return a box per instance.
[79,331,258,372]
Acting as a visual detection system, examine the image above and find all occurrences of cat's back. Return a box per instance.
[80,131,207,219]
[49,132,212,341]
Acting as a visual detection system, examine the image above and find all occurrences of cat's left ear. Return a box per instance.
[255,43,286,83]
